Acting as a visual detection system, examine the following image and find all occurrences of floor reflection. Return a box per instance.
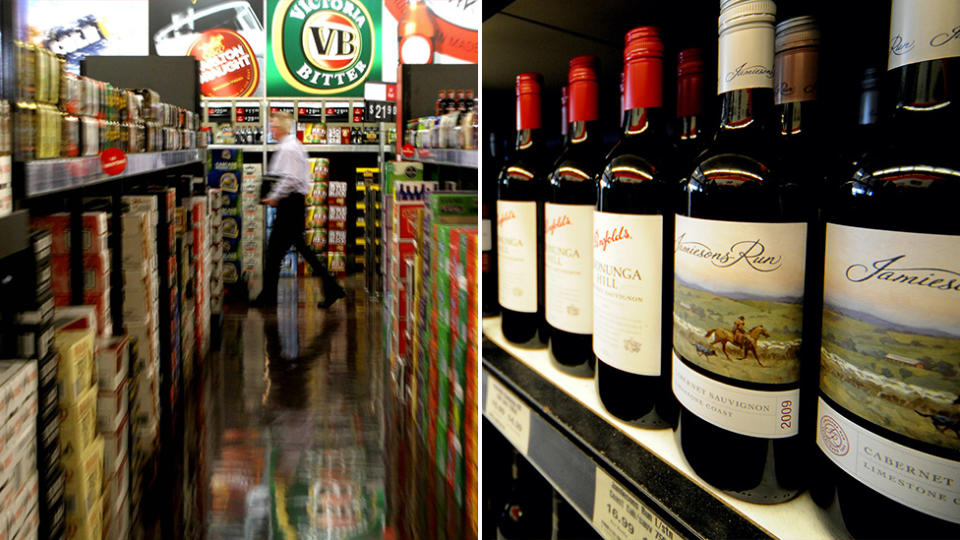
[201,277,386,539]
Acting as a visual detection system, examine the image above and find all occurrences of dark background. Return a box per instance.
[482,0,891,170]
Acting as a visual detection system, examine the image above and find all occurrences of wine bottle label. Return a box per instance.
[888,0,960,71]
[817,398,960,524]
[545,203,593,334]
[673,215,807,384]
[592,212,663,374]
[820,224,960,483]
[718,25,774,94]
[673,352,799,438]
[497,200,537,313]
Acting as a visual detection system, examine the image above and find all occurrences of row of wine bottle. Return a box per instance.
[487,0,958,537]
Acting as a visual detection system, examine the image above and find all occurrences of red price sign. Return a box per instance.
[101,148,127,176]
[401,144,415,158]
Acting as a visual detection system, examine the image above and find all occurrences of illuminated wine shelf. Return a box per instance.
[482,317,848,540]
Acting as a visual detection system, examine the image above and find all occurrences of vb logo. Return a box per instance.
[303,11,360,71]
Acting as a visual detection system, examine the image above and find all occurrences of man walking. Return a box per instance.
[253,111,347,309]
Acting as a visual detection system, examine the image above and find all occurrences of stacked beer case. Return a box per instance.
[174,179,194,384]
[95,336,129,539]
[208,188,224,335]
[240,164,264,300]
[208,150,243,298]
[53,308,102,539]
[304,158,329,275]
[0,359,40,540]
[29,212,112,337]
[191,193,212,361]
[327,180,349,281]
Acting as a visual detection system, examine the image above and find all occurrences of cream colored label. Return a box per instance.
[593,467,683,540]
[673,216,807,385]
[0,156,10,218]
[593,212,663,375]
[545,203,593,334]
[497,200,537,313]
[821,224,960,455]
[718,27,775,93]
[484,375,531,455]
[888,0,960,70]
[673,352,799,438]
[817,398,960,524]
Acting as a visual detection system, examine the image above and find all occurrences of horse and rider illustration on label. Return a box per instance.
[673,216,807,385]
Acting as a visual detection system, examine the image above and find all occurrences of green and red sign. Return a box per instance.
[268,0,382,96]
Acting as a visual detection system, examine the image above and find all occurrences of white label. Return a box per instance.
[545,203,593,334]
[672,352,799,438]
[593,212,663,375]
[718,26,774,93]
[484,375,531,455]
[817,398,960,524]
[0,156,10,218]
[888,0,960,70]
[593,467,683,540]
[497,200,537,313]
[674,216,807,385]
[482,218,492,252]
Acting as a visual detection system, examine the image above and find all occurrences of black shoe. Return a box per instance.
[317,285,347,309]
[251,295,278,309]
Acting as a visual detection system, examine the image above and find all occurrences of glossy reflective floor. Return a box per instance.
[193,277,390,539]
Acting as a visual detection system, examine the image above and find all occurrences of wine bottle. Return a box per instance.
[498,73,547,346]
[673,0,811,503]
[484,129,501,318]
[814,1,960,537]
[398,0,435,65]
[545,55,603,376]
[496,450,553,539]
[594,27,675,428]
[674,48,707,167]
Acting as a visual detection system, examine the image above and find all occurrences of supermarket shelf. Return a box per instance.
[208,144,264,151]
[0,210,30,261]
[22,149,205,198]
[482,317,847,540]
[407,148,477,168]
[266,144,380,153]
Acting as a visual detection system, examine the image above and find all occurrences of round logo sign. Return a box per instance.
[819,416,850,457]
[273,0,376,95]
[188,30,260,98]
[100,148,127,176]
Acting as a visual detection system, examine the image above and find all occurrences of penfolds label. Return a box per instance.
[718,25,774,94]
[545,203,593,334]
[820,224,960,478]
[497,200,537,313]
[888,0,960,70]
[593,212,663,374]
[673,216,807,385]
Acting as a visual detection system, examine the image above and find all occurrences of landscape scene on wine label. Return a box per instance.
[820,306,960,451]
[673,281,802,384]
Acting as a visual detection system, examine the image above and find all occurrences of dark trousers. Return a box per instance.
[261,193,336,302]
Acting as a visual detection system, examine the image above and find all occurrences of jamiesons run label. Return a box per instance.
[718,22,774,94]
[496,200,537,313]
[673,216,807,385]
[674,352,799,438]
[593,212,663,375]
[817,398,960,524]
[821,224,960,459]
[545,203,593,334]
[887,0,960,71]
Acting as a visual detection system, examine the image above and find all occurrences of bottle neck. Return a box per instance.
[515,128,542,152]
[565,119,600,147]
[886,57,957,140]
[621,106,664,138]
[716,87,774,136]
[676,72,704,142]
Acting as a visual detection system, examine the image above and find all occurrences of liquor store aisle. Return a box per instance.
[173,277,397,539]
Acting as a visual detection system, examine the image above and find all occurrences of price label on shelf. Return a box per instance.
[365,100,396,122]
[235,106,260,124]
[593,468,682,540]
[484,376,530,455]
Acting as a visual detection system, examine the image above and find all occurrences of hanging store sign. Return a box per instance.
[188,29,260,97]
[267,0,382,96]
[380,0,478,83]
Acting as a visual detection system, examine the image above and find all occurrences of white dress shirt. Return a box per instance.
[266,134,310,199]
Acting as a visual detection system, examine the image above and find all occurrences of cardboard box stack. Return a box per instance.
[191,195,212,361]
[29,213,112,336]
[241,164,264,300]
[0,359,40,540]
[326,180,349,280]
[95,337,129,539]
[208,188,224,325]
[174,181,195,384]
[356,167,382,293]
[53,309,102,540]
[304,158,329,276]
[208,150,243,298]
